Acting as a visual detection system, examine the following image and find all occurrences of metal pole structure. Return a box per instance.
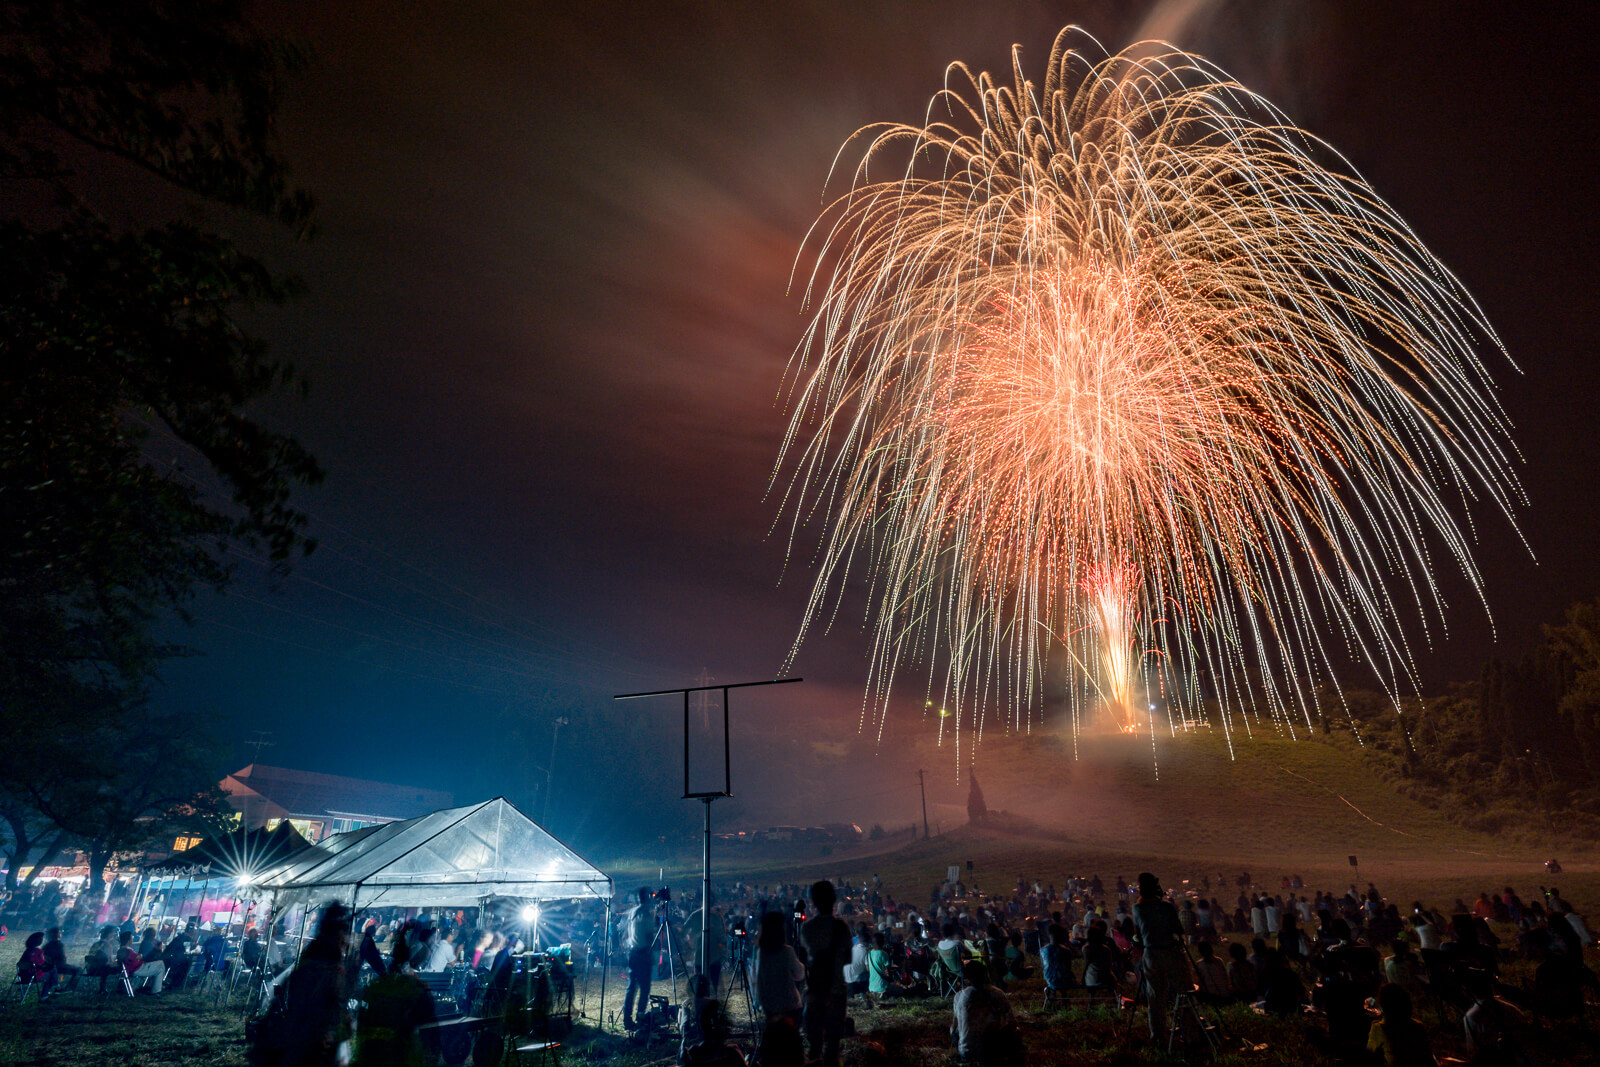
[599,899,611,1030]
[127,871,149,926]
[615,676,802,1006]
[700,796,712,980]
[918,769,930,839]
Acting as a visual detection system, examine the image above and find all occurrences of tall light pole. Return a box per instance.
[540,716,568,827]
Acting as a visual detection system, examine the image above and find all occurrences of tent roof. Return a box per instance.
[264,797,611,909]
[145,821,314,877]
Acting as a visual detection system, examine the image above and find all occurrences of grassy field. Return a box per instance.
[3,728,1597,1064]
[6,938,1595,1067]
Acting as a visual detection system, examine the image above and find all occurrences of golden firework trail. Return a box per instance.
[773,28,1523,759]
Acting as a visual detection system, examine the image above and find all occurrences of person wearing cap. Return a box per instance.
[1132,873,1191,1043]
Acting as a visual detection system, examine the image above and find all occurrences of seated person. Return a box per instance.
[84,926,121,991]
[1191,940,1230,1003]
[42,927,80,993]
[1461,973,1529,1067]
[866,932,904,1000]
[127,930,166,994]
[678,974,718,1063]
[1040,925,1075,993]
[1384,937,1427,997]
[1081,924,1115,995]
[161,920,198,990]
[935,923,967,983]
[201,925,230,974]
[1367,983,1437,1067]
[1254,948,1305,1017]
[1313,951,1372,1057]
[137,926,162,964]
[951,960,1019,1066]
[240,928,265,970]
[116,931,143,983]
[683,1001,746,1067]
[1002,932,1032,981]
[1227,942,1257,1002]
[16,932,51,989]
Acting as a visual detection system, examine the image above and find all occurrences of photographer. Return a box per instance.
[1132,873,1191,1043]
[623,887,656,1031]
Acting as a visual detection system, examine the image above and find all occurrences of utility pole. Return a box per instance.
[917,769,930,839]
[244,731,274,762]
[541,717,568,827]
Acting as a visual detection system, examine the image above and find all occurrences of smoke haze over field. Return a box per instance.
[151,0,1598,859]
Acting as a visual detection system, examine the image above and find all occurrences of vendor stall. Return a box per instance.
[133,821,313,928]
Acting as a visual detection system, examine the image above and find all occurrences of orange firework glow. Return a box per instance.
[774,29,1522,758]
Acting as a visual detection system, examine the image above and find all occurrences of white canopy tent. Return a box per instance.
[259,796,611,910]
[257,796,616,1026]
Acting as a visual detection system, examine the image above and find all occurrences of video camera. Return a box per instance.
[654,886,672,902]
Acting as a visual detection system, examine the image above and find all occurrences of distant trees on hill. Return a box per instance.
[1318,598,1600,841]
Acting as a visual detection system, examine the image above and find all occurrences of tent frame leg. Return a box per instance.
[600,900,611,1031]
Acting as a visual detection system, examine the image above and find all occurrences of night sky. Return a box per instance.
[153,0,1599,854]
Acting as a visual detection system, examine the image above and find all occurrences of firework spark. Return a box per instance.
[773,28,1523,757]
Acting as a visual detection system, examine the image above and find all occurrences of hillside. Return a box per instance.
[616,721,1600,916]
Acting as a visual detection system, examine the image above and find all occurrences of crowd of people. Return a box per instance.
[609,866,1598,1067]
[5,866,1597,1065]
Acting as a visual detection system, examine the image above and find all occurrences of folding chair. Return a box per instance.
[509,1036,562,1067]
[933,948,965,997]
[510,995,563,1067]
[7,974,43,1004]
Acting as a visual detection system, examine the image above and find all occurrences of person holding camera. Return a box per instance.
[623,887,656,1031]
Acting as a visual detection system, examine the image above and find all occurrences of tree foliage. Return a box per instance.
[0,0,322,889]
[1321,599,1600,846]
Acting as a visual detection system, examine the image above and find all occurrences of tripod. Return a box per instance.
[1167,991,1223,1058]
[578,930,596,1019]
[650,903,688,1014]
[725,935,755,1029]
[1167,940,1241,1059]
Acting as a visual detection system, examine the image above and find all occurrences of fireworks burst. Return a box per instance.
[773,28,1523,757]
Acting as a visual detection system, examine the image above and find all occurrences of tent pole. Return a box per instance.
[177,874,194,925]
[600,898,611,1031]
[127,871,149,926]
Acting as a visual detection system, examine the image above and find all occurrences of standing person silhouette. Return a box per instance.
[798,881,851,1067]
[1133,873,1191,1044]
[622,888,655,1031]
